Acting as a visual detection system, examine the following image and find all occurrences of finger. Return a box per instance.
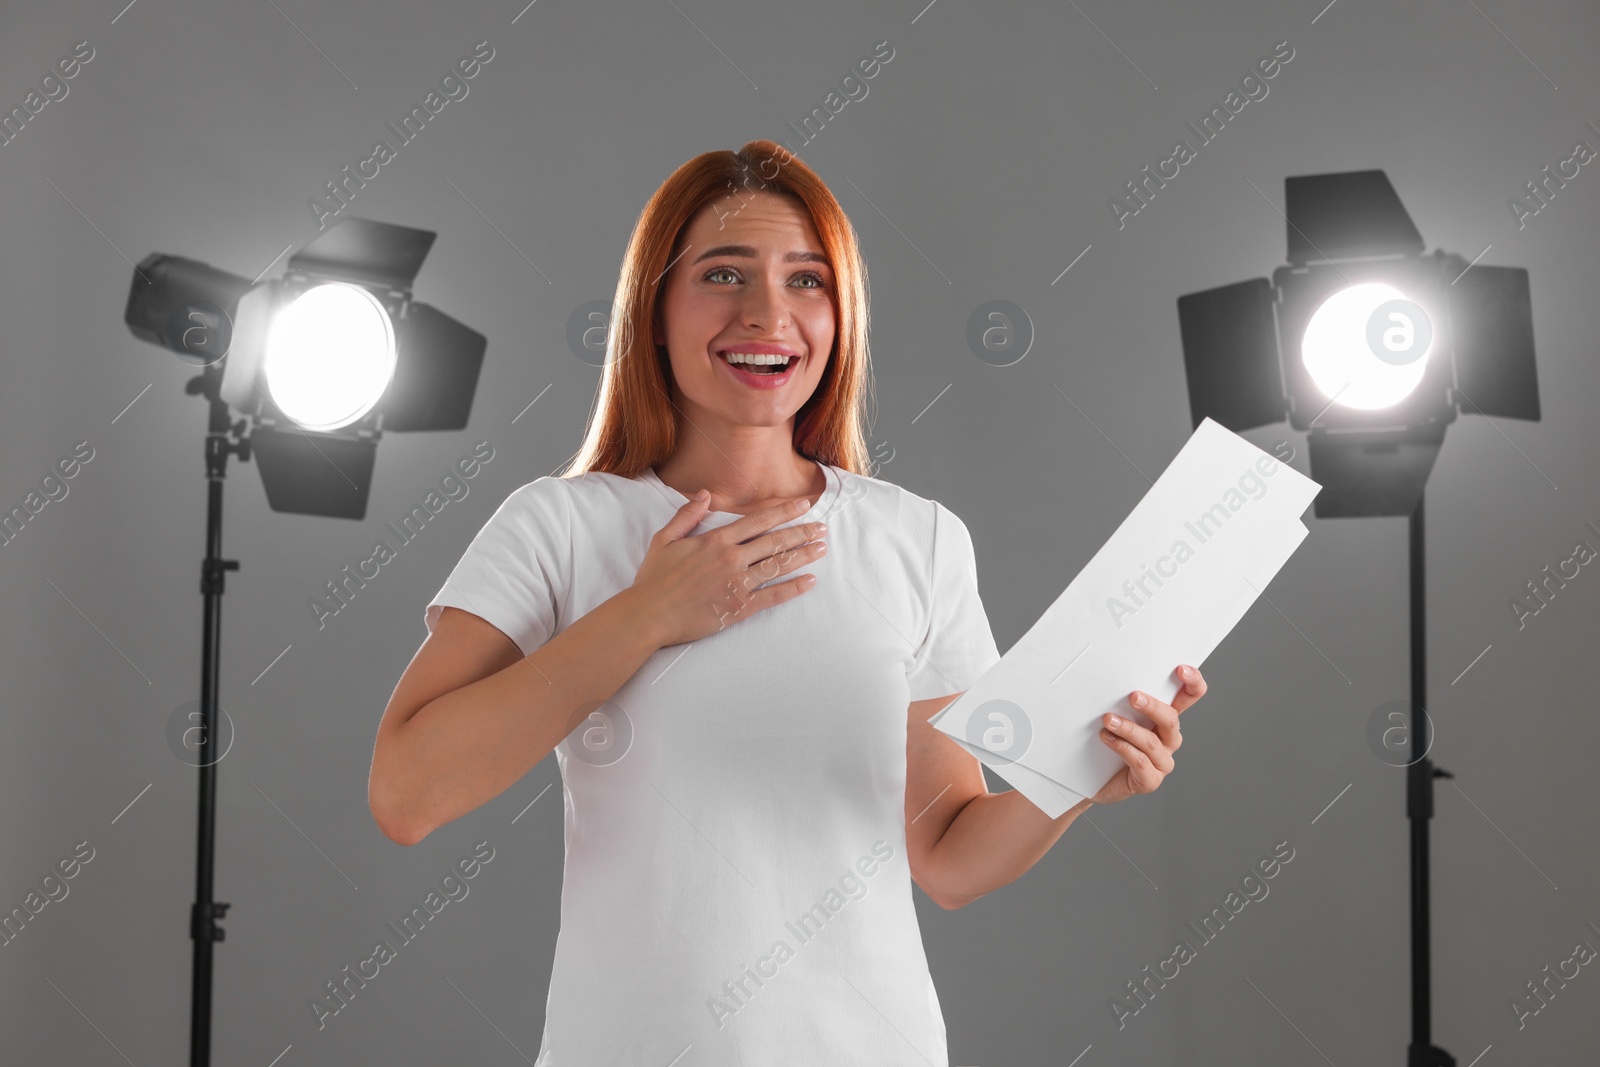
[714,577,754,628]
[1100,728,1165,792]
[717,551,818,621]
[1130,692,1182,750]
[716,494,814,545]
[742,572,818,614]
[1170,665,1207,714]
[1104,713,1175,774]
[739,539,824,591]
[657,490,712,540]
[742,519,827,568]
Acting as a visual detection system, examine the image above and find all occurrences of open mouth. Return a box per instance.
[718,351,800,375]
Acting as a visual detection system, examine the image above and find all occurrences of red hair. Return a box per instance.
[560,139,875,478]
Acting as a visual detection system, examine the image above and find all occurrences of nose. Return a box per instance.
[739,275,790,333]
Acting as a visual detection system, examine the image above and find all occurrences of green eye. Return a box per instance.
[703,267,828,288]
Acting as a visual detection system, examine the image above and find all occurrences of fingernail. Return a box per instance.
[1131,692,1146,708]
[1179,666,1192,678]
[1108,715,1121,728]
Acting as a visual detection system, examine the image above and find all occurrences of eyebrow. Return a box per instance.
[690,244,831,267]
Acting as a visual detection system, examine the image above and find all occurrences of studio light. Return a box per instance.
[261,281,397,432]
[126,215,487,518]
[1175,169,1543,1067]
[1300,281,1432,409]
[1176,169,1538,519]
[120,215,487,1067]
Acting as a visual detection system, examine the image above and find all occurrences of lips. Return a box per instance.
[719,352,797,373]
[717,350,801,388]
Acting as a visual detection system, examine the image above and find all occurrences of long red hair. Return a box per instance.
[559,139,875,478]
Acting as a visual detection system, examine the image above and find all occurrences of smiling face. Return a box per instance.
[652,189,836,434]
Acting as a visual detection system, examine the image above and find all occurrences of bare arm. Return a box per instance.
[368,593,663,846]
[904,692,1091,910]
[905,665,1206,908]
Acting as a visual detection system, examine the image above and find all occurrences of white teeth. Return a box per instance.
[721,352,793,366]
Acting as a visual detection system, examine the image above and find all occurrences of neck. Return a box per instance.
[655,425,822,512]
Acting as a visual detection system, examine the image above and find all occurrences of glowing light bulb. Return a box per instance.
[263,283,396,431]
[1301,282,1433,411]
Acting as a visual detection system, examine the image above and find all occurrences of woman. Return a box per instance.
[367,139,1207,1064]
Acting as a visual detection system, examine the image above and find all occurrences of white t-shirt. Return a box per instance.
[424,460,1001,1066]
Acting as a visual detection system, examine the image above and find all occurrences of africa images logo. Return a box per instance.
[1109,39,1296,230]
[1104,452,1287,629]
[705,840,896,1029]
[307,41,496,230]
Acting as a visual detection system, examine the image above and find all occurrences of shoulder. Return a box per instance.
[501,469,670,542]
[551,468,660,519]
[459,477,572,558]
[497,469,643,510]
[844,465,972,516]
[494,473,570,519]
[829,466,964,552]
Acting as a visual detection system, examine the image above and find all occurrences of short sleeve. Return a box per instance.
[423,476,570,657]
[905,500,1002,701]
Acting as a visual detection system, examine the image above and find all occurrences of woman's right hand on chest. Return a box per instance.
[626,492,828,647]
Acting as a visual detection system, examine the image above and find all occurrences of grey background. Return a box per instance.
[3,0,1597,1063]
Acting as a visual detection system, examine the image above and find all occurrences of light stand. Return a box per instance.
[1406,493,1455,1067]
[123,216,487,1066]
[1174,170,1541,1067]
[187,362,246,1066]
